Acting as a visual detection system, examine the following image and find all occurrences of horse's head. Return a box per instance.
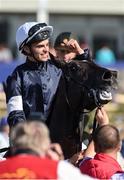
[62,60,118,111]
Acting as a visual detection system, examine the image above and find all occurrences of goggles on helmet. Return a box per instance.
[19,23,52,50]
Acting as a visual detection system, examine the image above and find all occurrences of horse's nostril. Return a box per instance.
[102,71,112,80]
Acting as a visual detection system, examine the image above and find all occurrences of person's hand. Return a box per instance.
[66,39,84,55]
[68,151,84,166]
[46,143,64,161]
[95,107,109,126]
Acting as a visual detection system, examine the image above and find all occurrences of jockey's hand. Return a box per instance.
[66,39,84,55]
[95,107,109,126]
[46,143,64,161]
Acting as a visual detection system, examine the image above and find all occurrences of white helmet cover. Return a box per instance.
[16,22,53,51]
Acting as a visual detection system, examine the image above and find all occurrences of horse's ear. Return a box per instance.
[49,52,67,68]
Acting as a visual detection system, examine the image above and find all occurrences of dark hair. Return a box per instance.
[93,124,120,153]
[54,32,71,49]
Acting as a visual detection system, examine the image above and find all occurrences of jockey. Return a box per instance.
[6,22,62,126]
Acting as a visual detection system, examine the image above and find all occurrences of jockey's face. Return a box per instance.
[30,39,49,62]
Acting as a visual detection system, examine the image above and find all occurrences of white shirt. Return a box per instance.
[57,160,93,180]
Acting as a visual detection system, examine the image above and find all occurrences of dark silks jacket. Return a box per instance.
[6,57,62,126]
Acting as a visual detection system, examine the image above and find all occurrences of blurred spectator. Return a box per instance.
[0,117,9,157]
[0,43,13,63]
[54,32,91,62]
[0,120,92,179]
[95,44,116,66]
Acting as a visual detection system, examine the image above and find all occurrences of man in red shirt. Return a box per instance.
[80,107,123,179]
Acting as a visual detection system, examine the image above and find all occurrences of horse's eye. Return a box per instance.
[70,65,78,72]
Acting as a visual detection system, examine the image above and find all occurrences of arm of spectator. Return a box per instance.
[67,39,92,59]
[64,39,92,60]
[83,141,95,159]
[66,39,84,55]
[68,151,85,166]
[76,48,92,61]
[83,107,109,159]
[96,106,109,126]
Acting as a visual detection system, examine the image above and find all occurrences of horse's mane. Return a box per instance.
[49,53,66,68]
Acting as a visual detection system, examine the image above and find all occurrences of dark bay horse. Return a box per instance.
[48,59,117,158]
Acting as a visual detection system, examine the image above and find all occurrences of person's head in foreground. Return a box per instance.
[93,124,121,154]
[10,120,50,156]
[0,121,93,180]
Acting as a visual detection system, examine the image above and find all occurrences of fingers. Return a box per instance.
[67,39,77,49]
[96,107,109,126]
[50,143,63,156]
[68,151,84,166]
[46,143,64,161]
[67,39,84,54]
